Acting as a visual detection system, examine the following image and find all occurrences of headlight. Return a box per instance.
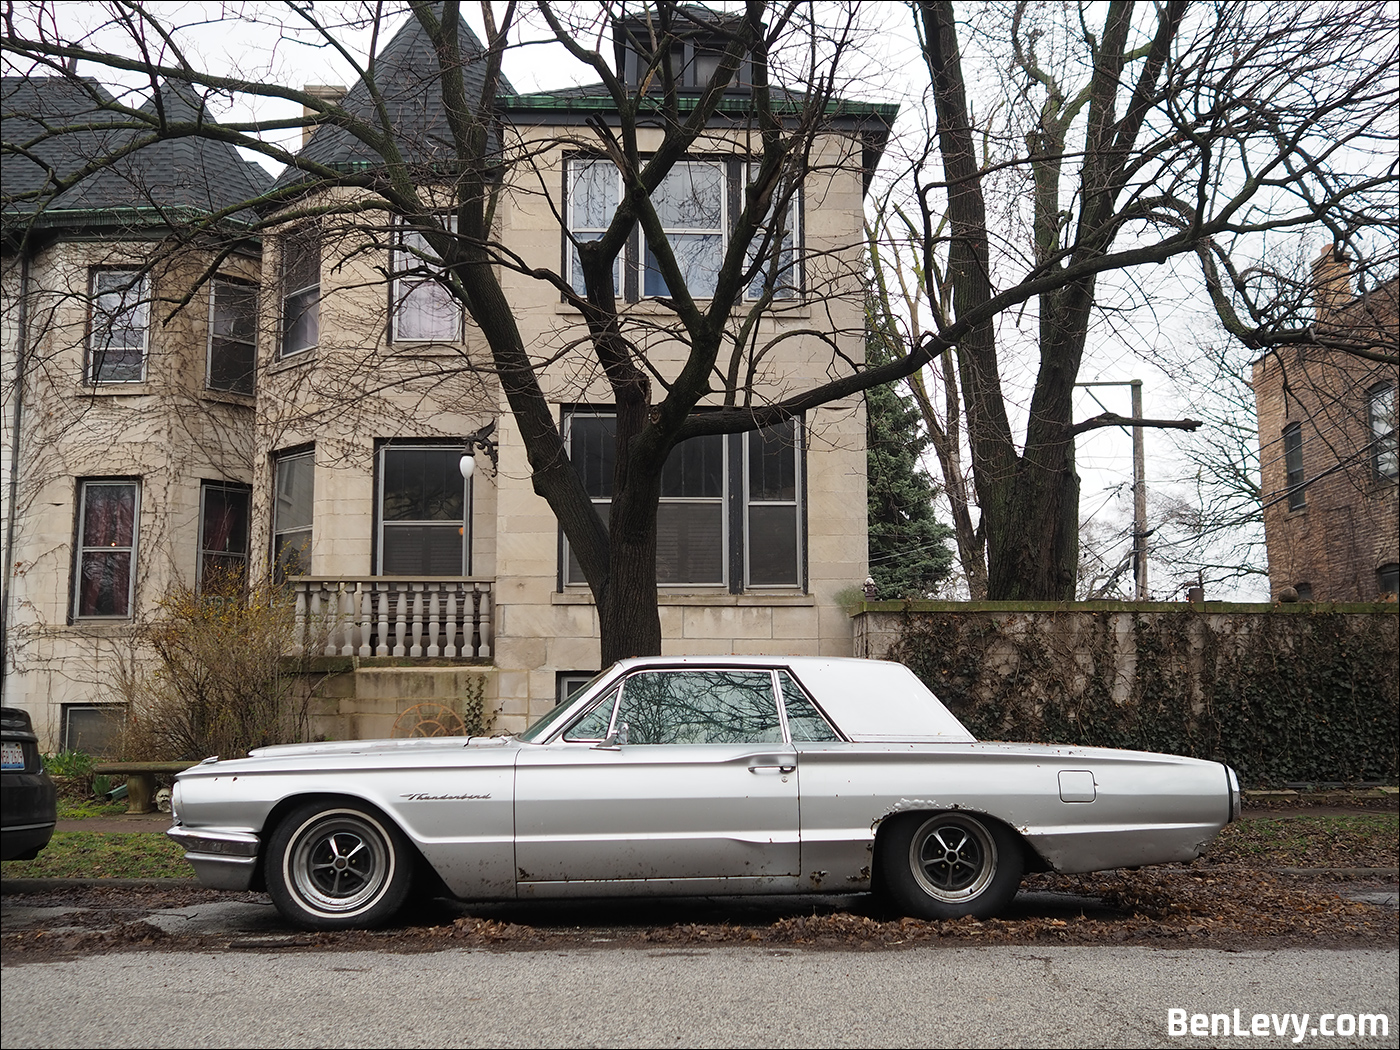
[170,781,182,824]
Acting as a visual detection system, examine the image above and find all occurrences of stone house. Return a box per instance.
[1252,247,1399,601]
[1,9,891,748]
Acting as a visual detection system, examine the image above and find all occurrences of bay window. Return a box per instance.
[272,449,313,578]
[562,411,802,590]
[280,228,319,357]
[199,481,251,590]
[88,269,148,383]
[208,278,256,394]
[392,218,461,342]
[74,480,139,618]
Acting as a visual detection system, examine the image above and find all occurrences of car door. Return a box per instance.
[514,667,800,884]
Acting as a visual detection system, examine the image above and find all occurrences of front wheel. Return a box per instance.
[877,812,1023,920]
[266,802,413,930]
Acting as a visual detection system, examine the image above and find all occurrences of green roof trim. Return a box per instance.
[5,204,257,232]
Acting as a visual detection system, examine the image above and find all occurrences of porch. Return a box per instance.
[289,577,494,660]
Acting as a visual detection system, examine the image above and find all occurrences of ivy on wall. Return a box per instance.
[878,606,1398,786]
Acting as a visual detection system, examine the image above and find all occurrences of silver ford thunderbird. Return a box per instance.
[168,656,1241,930]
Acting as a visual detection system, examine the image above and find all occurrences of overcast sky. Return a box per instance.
[8,1,1300,600]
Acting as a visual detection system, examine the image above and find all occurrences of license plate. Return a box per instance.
[1,741,24,770]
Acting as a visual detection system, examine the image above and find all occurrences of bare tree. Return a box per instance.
[4,1,909,665]
[882,0,1397,600]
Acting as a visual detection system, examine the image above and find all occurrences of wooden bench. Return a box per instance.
[92,762,196,814]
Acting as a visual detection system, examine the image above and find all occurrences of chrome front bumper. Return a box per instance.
[167,825,261,890]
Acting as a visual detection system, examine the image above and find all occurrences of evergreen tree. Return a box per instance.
[866,336,955,599]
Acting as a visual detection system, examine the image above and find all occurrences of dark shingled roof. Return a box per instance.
[2,75,271,235]
[277,7,515,188]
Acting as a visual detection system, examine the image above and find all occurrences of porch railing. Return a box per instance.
[289,577,493,660]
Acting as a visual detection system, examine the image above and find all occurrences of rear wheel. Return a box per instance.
[877,811,1023,919]
[266,801,413,930]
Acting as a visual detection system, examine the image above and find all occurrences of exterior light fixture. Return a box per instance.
[460,421,499,479]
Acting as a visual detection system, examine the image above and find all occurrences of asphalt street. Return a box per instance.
[3,943,1397,1049]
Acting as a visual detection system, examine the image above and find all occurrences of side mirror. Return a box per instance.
[594,721,629,750]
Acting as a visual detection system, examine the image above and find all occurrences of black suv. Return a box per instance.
[1,707,56,861]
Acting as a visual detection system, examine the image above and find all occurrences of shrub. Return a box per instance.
[119,574,317,761]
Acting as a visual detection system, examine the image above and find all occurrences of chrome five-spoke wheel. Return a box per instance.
[877,811,1024,919]
[266,802,412,930]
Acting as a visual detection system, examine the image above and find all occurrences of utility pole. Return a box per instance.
[1076,380,1148,600]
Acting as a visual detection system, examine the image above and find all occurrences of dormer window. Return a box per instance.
[615,18,752,92]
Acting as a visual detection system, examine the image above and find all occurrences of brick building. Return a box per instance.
[1252,247,1398,601]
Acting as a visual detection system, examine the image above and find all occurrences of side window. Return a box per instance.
[614,669,783,745]
[74,480,139,618]
[392,217,461,342]
[199,481,251,592]
[1368,383,1397,481]
[566,159,622,297]
[280,227,320,357]
[208,278,256,394]
[561,686,620,743]
[89,269,149,383]
[272,449,314,579]
[1283,422,1305,510]
[746,421,801,586]
[777,671,840,742]
[643,161,725,298]
[744,166,801,301]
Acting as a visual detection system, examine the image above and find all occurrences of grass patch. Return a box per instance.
[56,798,131,821]
[1,832,191,880]
[1208,812,1398,868]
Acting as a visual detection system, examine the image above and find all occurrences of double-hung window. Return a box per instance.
[645,161,726,298]
[272,449,314,579]
[744,166,801,301]
[74,480,139,618]
[208,278,256,394]
[199,481,251,591]
[567,160,622,297]
[562,411,802,590]
[280,228,319,357]
[564,157,800,302]
[1368,382,1397,481]
[1283,422,1305,510]
[88,269,149,383]
[392,218,461,342]
[377,444,470,575]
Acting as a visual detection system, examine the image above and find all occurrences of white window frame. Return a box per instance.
[207,277,257,394]
[272,449,314,579]
[88,269,149,384]
[561,410,802,591]
[279,228,319,358]
[642,160,727,299]
[566,159,623,297]
[376,443,472,575]
[744,163,801,301]
[73,479,140,619]
[563,157,802,303]
[391,217,463,343]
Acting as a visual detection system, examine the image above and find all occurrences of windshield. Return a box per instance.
[516,668,612,743]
